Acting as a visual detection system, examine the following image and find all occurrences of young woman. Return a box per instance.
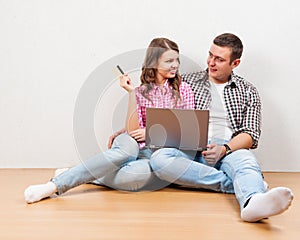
[24,37,194,203]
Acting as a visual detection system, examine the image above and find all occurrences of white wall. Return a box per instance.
[1,0,300,171]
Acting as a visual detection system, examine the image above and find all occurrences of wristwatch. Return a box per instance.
[223,144,232,156]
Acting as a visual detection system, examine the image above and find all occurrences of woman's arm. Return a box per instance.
[119,74,140,132]
[126,90,140,132]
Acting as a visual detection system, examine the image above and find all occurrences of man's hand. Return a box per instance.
[107,128,126,149]
[129,129,145,142]
[202,143,226,165]
[107,134,116,149]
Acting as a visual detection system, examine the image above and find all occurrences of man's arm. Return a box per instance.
[107,128,126,149]
[232,84,262,149]
[221,132,253,156]
[202,133,253,165]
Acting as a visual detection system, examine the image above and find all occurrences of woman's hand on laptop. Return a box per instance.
[129,129,145,142]
[202,143,225,165]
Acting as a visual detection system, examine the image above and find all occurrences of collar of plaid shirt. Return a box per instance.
[182,70,261,149]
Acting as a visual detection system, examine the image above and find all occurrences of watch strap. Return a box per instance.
[223,144,232,156]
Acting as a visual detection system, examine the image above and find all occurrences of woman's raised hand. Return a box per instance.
[119,74,135,92]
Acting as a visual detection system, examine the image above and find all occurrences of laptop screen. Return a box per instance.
[145,108,209,151]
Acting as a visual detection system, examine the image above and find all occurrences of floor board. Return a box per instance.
[0,169,299,240]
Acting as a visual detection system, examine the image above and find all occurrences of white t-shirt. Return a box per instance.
[208,81,233,142]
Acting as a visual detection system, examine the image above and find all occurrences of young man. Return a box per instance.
[149,33,294,222]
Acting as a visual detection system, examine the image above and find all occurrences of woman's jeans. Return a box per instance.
[52,133,167,195]
[149,140,265,210]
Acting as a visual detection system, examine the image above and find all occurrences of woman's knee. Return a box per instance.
[150,148,183,171]
[114,161,153,191]
[150,148,171,170]
[112,133,139,158]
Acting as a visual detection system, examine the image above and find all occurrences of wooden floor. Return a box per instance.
[0,169,299,240]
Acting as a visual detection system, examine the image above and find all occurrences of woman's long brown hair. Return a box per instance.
[139,38,182,105]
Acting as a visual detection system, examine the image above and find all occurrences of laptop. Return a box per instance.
[145,108,209,151]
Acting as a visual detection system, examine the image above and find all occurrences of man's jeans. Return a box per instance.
[150,141,265,209]
[52,133,165,194]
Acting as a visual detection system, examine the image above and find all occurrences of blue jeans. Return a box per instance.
[94,147,169,191]
[149,142,265,209]
[52,133,166,194]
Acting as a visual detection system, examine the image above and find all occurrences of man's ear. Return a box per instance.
[231,59,241,69]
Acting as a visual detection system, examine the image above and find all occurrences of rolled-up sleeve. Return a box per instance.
[231,85,261,149]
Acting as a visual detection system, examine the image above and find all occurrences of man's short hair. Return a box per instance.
[213,33,243,63]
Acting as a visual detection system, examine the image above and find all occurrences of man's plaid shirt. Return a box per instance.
[182,70,261,149]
